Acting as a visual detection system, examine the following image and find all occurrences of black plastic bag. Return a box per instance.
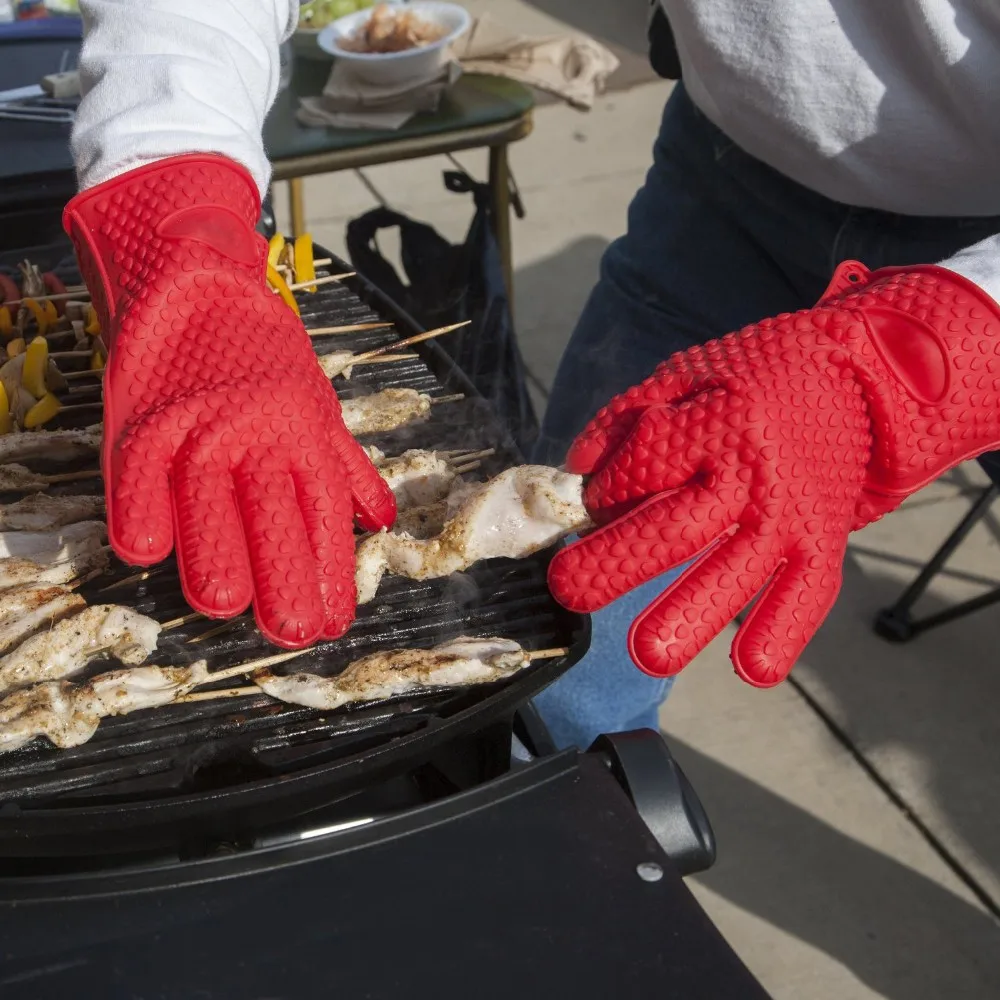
[346,171,538,456]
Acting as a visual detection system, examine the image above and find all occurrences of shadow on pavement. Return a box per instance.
[670,738,1000,998]
[522,0,658,91]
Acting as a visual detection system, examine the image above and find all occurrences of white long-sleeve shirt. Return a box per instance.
[73,0,1000,299]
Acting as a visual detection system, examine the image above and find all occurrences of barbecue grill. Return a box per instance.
[0,236,769,999]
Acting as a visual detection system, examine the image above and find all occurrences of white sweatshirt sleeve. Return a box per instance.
[72,0,298,197]
[939,239,1000,307]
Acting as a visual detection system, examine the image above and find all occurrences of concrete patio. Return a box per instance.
[276,2,1000,994]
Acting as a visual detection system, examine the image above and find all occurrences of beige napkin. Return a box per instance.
[297,60,462,130]
[454,14,619,110]
[296,14,619,130]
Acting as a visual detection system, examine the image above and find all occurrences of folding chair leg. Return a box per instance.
[873,484,1000,642]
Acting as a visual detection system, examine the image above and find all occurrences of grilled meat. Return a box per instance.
[0,520,105,559]
[0,494,103,531]
[341,388,431,436]
[0,519,108,589]
[0,424,101,465]
[0,660,208,754]
[254,637,529,710]
[355,466,591,603]
[0,584,86,655]
[0,604,162,696]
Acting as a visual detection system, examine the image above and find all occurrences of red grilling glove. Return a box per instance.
[63,155,396,649]
[548,261,1000,686]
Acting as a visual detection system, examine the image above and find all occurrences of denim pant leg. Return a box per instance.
[533,86,835,750]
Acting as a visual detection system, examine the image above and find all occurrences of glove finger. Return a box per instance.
[233,451,325,649]
[627,529,780,677]
[548,477,745,613]
[290,444,358,640]
[731,537,846,687]
[582,404,706,521]
[172,449,254,619]
[329,424,396,532]
[105,420,174,566]
[564,366,690,475]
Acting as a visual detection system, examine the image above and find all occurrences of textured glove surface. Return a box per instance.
[548,262,1000,685]
[64,155,396,648]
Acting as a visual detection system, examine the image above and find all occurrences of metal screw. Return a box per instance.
[636,861,663,883]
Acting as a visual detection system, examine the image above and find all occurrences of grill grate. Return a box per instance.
[0,244,587,854]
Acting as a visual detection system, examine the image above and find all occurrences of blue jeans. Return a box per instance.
[533,83,1000,750]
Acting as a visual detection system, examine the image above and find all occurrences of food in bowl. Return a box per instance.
[299,0,375,31]
[338,3,449,54]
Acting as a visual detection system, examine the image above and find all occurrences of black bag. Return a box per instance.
[648,0,682,81]
[346,171,539,456]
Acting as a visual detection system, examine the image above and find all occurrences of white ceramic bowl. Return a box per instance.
[317,2,470,86]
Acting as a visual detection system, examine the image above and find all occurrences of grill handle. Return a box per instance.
[590,730,716,876]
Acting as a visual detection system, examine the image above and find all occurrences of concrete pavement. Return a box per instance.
[277,24,1000,996]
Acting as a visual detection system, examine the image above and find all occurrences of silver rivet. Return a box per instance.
[636,862,663,882]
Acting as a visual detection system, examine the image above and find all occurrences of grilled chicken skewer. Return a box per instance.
[355,466,592,604]
[341,389,462,436]
[0,649,307,754]
[0,463,99,492]
[0,603,161,697]
[0,494,103,530]
[0,519,104,559]
[0,425,101,464]
[209,638,565,711]
[0,528,109,588]
[0,661,210,754]
[0,583,86,656]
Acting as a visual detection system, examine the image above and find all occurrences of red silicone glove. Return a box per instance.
[64,155,396,648]
[548,261,1000,686]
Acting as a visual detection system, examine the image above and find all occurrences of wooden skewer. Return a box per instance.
[61,370,104,381]
[308,322,392,337]
[446,448,494,465]
[98,568,157,592]
[176,686,259,704]
[449,460,482,476]
[4,289,90,307]
[350,321,470,365]
[49,351,93,361]
[193,647,314,686]
[527,648,570,661]
[177,646,573,704]
[313,257,333,268]
[159,611,203,631]
[42,469,100,484]
[186,620,241,645]
[57,402,104,416]
[431,394,465,406]
[286,272,355,292]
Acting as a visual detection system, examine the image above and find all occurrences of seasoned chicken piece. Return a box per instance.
[354,466,591,603]
[375,450,457,507]
[341,388,431,436]
[0,584,86,655]
[0,604,162,695]
[0,660,208,754]
[0,544,109,590]
[318,351,358,380]
[254,637,528,710]
[0,494,103,531]
[0,520,105,559]
[0,425,101,464]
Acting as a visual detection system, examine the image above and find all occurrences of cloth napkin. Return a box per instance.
[296,14,620,130]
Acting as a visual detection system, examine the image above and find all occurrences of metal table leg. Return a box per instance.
[488,143,514,313]
[288,177,306,239]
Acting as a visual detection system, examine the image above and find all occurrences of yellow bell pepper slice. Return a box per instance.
[90,347,106,371]
[0,383,11,435]
[266,263,300,316]
[293,234,316,292]
[84,306,101,336]
[22,336,49,399]
[267,233,286,270]
[0,306,11,337]
[6,338,24,359]
[22,299,49,336]
[23,392,60,429]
